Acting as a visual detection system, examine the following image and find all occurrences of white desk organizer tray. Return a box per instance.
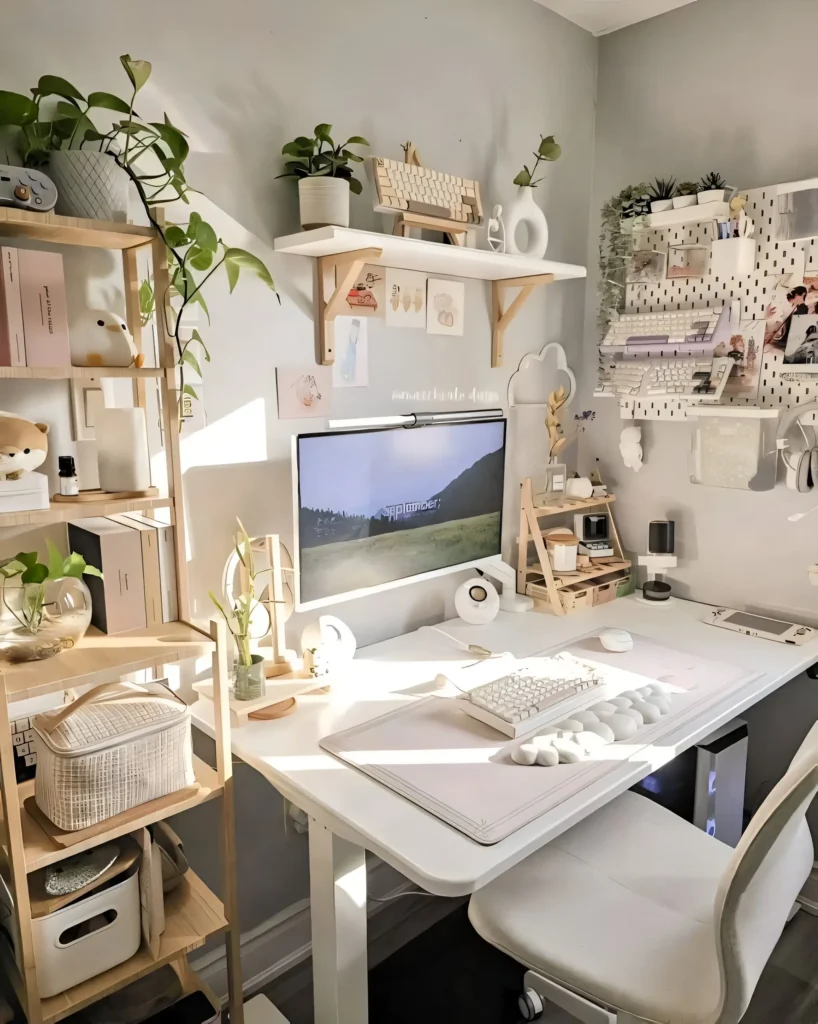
[320,632,758,845]
[0,862,141,998]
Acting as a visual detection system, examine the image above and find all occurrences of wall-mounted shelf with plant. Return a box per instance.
[277,124,369,230]
[0,55,279,424]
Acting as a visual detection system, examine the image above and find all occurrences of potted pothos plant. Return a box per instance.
[0,56,279,424]
[0,541,102,662]
[277,125,369,228]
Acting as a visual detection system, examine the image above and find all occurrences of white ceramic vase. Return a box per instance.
[48,151,129,221]
[698,188,730,205]
[504,186,549,258]
[650,199,674,214]
[298,177,350,229]
[672,194,698,210]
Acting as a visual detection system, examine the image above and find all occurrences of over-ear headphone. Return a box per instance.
[778,401,818,492]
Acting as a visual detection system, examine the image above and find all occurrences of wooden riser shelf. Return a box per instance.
[531,494,615,517]
[0,496,172,530]
[527,559,632,590]
[0,365,164,380]
[5,757,221,874]
[0,869,226,1024]
[0,209,155,250]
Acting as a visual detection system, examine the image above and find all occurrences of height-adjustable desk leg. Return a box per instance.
[309,819,369,1023]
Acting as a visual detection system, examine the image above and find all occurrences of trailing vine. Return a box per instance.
[598,183,649,332]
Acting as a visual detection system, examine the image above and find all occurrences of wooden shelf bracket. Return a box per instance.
[491,273,555,368]
[317,246,383,364]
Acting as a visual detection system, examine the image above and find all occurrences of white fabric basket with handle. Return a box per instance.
[33,682,194,832]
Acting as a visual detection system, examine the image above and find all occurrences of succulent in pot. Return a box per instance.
[698,171,732,205]
[673,181,699,209]
[647,177,677,214]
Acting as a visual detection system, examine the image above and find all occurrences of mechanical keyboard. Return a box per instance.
[601,309,721,355]
[452,654,603,738]
[595,356,732,402]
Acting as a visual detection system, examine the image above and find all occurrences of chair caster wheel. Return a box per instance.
[518,987,544,1020]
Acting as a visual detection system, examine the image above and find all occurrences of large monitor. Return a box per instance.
[293,419,507,609]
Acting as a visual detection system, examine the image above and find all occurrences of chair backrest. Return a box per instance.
[714,720,818,1023]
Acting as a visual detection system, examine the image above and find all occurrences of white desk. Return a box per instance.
[191,596,818,1023]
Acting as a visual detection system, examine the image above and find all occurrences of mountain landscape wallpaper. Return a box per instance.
[297,421,506,603]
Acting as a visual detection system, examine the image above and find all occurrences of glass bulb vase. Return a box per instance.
[0,577,93,662]
[233,654,267,702]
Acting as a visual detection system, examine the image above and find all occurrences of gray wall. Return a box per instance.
[2,0,597,936]
[581,0,818,832]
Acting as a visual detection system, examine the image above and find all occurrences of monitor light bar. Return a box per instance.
[328,409,503,430]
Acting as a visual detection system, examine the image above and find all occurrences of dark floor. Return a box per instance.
[273,902,818,1024]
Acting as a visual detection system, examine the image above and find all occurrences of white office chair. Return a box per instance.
[469,722,818,1024]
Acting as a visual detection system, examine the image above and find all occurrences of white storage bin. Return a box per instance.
[710,236,757,279]
[0,865,141,998]
[33,682,194,832]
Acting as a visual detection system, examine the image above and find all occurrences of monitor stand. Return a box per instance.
[481,560,534,613]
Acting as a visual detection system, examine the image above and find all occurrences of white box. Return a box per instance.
[0,865,141,998]
[0,471,49,512]
[0,247,26,366]
[710,237,757,279]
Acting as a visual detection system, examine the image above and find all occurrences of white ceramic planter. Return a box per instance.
[672,194,698,209]
[298,177,350,229]
[698,188,730,205]
[504,186,549,258]
[650,199,674,214]
[48,151,129,221]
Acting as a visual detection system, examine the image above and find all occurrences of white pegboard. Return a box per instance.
[615,185,818,421]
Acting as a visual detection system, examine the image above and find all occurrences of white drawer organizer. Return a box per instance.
[0,865,141,999]
[613,184,818,422]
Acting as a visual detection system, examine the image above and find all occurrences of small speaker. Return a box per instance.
[648,521,675,556]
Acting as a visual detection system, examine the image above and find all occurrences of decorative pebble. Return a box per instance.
[620,707,644,726]
[535,745,560,767]
[553,739,586,764]
[590,702,618,718]
[631,699,661,723]
[607,714,638,741]
[512,743,538,766]
[586,720,616,743]
[610,697,633,710]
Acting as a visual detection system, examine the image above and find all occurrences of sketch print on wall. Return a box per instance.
[385,269,427,328]
[345,264,385,317]
[333,316,368,388]
[764,267,818,370]
[427,279,465,336]
[277,367,332,419]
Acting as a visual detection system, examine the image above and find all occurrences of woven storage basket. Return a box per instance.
[33,682,194,832]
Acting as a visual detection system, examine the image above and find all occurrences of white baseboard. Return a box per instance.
[192,860,453,1002]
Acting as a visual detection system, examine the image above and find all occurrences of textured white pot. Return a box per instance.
[698,188,729,205]
[650,198,674,214]
[48,151,129,221]
[672,194,698,209]
[298,177,350,229]
[504,186,549,258]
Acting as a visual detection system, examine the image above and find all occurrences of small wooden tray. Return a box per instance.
[194,677,320,726]
[51,487,159,503]
[29,834,141,918]
[23,782,202,849]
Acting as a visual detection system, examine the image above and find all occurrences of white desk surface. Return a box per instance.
[191,597,818,897]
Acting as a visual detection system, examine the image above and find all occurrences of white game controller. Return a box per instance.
[0,166,58,212]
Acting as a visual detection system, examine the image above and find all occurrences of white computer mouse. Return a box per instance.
[599,628,633,653]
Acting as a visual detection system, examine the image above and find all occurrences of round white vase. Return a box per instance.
[298,177,350,229]
[504,186,549,258]
[48,151,129,221]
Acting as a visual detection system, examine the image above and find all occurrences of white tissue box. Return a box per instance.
[0,472,49,512]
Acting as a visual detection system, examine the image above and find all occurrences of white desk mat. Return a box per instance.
[320,632,759,845]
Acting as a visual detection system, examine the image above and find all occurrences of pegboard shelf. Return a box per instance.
[628,203,730,231]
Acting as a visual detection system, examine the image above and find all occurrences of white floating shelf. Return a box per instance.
[274,226,586,282]
[641,203,730,230]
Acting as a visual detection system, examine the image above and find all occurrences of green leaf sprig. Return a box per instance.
[513,134,562,188]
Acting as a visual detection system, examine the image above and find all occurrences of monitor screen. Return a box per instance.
[295,419,506,607]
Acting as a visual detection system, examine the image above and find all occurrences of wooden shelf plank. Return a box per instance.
[8,757,221,874]
[275,226,586,282]
[0,621,212,700]
[0,365,164,380]
[0,209,155,250]
[527,559,632,590]
[531,494,616,517]
[0,496,172,529]
[38,870,227,1023]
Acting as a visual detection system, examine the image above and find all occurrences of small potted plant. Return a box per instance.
[209,519,269,701]
[647,178,676,214]
[698,172,731,205]
[673,181,699,210]
[277,125,369,229]
[0,541,102,662]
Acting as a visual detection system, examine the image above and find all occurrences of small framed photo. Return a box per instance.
[70,379,104,441]
[627,249,667,284]
[544,462,567,498]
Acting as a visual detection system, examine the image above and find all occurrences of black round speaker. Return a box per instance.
[648,521,675,555]
[643,580,672,602]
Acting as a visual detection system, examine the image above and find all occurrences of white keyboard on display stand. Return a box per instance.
[594,356,733,401]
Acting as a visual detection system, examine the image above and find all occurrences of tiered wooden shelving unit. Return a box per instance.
[273,225,587,368]
[517,480,633,616]
[0,212,244,1023]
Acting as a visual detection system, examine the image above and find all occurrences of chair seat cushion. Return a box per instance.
[469,792,734,1024]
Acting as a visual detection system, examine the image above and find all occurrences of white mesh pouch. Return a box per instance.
[33,682,194,831]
